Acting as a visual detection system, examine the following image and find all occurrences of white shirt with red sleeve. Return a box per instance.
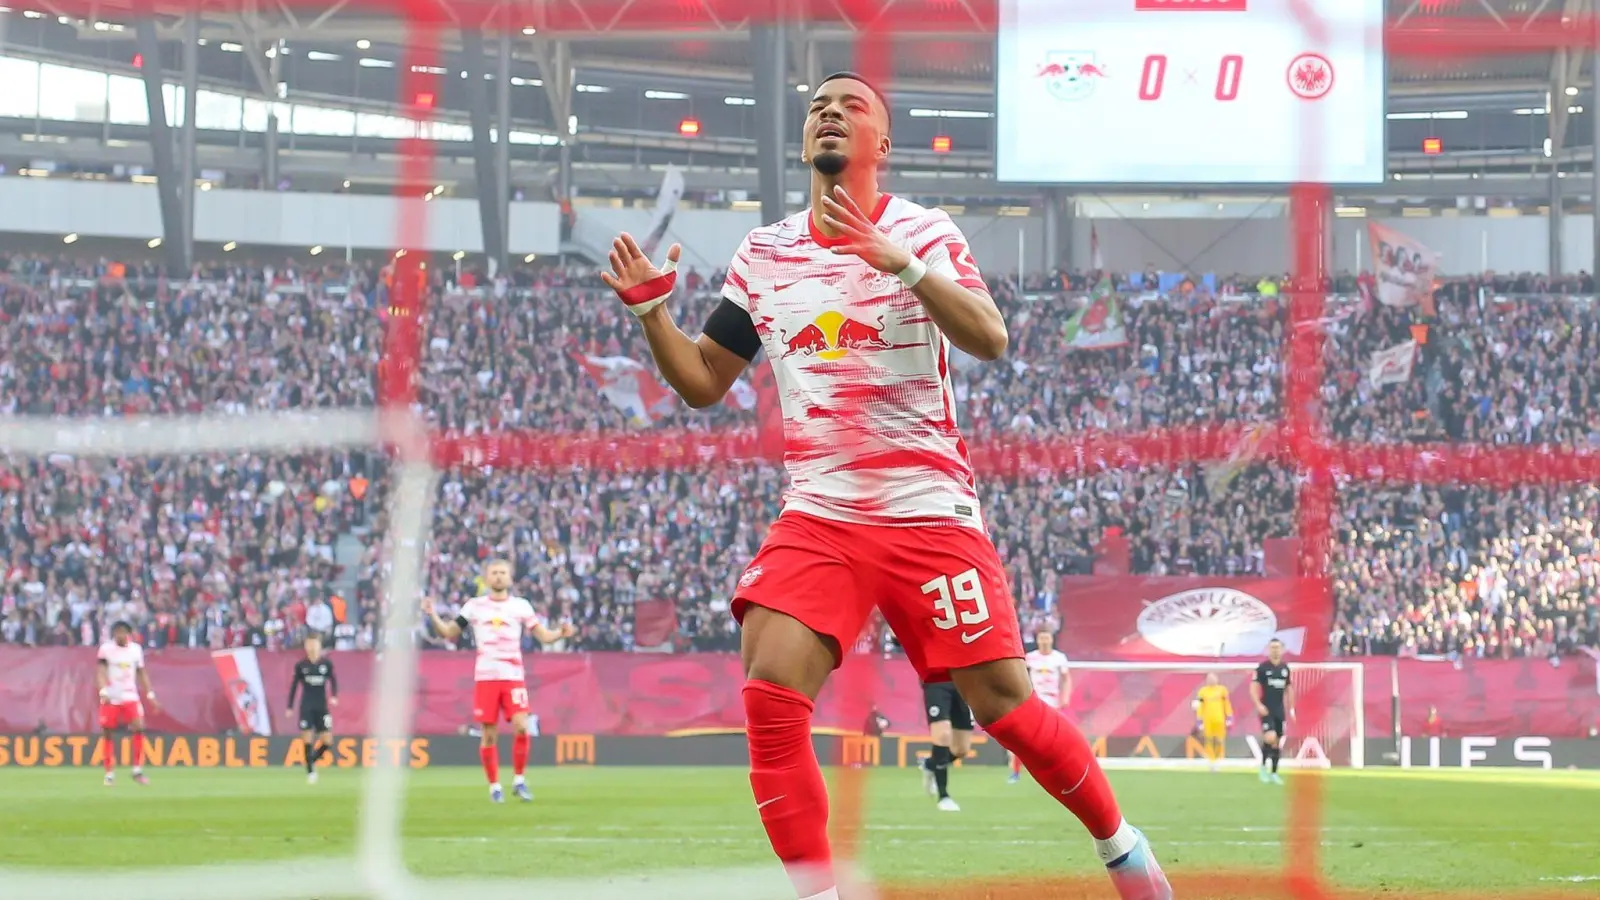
[98,640,146,703]
[1025,649,1071,706]
[721,195,989,529]
[456,595,539,682]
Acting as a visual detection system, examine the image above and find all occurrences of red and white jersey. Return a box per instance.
[723,196,990,529]
[458,595,539,682]
[97,640,145,703]
[1025,649,1071,704]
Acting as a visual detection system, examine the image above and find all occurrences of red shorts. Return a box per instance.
[732,511,1023,682]
[472,680,529,724]
[98,700,143,730]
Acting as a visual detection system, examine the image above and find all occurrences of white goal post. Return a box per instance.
[1063,661,1366,770]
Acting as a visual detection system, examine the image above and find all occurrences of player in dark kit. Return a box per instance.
[1251,638,1293,785]
[602,69,1170,900]
[920,681,973,811]
[286,635,338,784]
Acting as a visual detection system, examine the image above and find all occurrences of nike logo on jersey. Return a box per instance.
[960,627,995,644]
[755,794,787,810]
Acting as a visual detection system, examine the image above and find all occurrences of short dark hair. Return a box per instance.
[817,71,892,130]
[111,620,133,634]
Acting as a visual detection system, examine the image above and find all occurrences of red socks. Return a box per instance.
[986,693,1123,839]
[131,732,145,768]
[479,745,500,785]
[743,679,833,897]
[101,736,115,772]
[512,732,530,777]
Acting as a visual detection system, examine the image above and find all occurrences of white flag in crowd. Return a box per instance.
[723,376,758,411]
[1368,340,1418,388]
[571,353,678,426]
[1368,222,1439,315]
[640,166,686,258]
[1090,223,1105,270]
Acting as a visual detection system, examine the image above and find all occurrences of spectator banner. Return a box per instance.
[210,648,273,736]
[1375,656,1600,739]
[1063,277,1128,351]
[1368,222,1440,314]
[571,353,678,426]
[1367,339,1418,388]
[632,599,678,652]
[4,649,1595,739]
[639,166,685,259]
[1057,576,1316,659]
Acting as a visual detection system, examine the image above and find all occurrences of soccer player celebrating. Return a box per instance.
[421,559,576,803]
[1009,630,1071,784]
[601,72,1170,900]
[919,679,972,812]
[96,621,157,786]
[1193,672,1233,772]
[286,635,338,784]
[1252,638,1293,785]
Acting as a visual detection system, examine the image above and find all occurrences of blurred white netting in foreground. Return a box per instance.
[0,410,857,900]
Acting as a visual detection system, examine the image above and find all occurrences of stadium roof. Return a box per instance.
[42,0,1597,101]
[4,0,1597,199]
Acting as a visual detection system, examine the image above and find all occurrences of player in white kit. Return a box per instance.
[422,559,575,802]
[1010,631,1071,784]
[96,621,158,786]
[601,71,1169,900]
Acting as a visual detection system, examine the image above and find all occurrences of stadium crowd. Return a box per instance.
[1,252,1596,658]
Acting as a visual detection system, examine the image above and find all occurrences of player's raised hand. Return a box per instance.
[600,233,681,318]
[818,185,912,275]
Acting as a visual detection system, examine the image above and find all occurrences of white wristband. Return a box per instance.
[896,256,928,288]
[146,691,157,701]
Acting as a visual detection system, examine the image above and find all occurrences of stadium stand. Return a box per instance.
[2,254,1596,659]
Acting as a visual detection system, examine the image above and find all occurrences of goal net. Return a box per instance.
[1069,662,1365,770]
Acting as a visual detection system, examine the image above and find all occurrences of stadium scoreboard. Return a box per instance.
[996,0,1386,185]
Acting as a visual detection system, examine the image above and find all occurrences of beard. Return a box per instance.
[811,150,849,177]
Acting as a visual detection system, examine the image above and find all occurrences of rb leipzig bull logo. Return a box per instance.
[780,310,892,360]
[1036,51,1107,102]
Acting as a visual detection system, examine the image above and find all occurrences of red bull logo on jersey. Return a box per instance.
[780,310,892,360]
[1036,52,1105,102]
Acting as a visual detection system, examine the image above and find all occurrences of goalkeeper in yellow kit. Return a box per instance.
[1192,673,1233,772]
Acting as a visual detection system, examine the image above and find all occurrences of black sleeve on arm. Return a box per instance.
[454,615,470,633]
[701,299,762,362]
[327,660,338,697]
[287,665,301,706]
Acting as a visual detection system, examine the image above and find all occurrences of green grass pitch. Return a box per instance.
[0,766,1595,897]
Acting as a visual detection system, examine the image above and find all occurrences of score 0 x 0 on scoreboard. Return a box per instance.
[996,0,1386,185]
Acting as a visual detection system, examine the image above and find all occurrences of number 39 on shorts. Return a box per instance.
[923,569,990,630]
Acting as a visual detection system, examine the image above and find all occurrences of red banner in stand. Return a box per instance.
[1057,576,1328,660]
[0,649,1593,738]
